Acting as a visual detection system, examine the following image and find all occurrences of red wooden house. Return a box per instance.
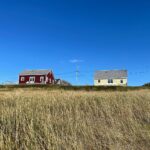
[19,70,55,85]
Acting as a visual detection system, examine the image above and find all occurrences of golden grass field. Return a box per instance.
[0,89,150,150]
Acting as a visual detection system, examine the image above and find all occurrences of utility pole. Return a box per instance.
[76,65,79,85]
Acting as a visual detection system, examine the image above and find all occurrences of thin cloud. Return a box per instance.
[69,59,84,63]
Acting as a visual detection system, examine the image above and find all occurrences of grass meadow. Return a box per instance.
[0,88,150,150]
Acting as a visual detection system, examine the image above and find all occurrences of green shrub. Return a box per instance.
[143,83,150,87]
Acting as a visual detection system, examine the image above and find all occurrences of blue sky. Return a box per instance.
[0,0,150,85]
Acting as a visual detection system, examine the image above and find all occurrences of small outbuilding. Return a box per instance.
[19,69,55,85]
[55,79,71,86]
[94,70,128,86]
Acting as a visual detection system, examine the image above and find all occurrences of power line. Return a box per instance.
[55,71,76,76]
[0,66,150,85]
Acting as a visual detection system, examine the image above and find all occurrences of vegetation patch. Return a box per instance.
[0,84,150,91]
[144,83,150,87]
[0,89,150,149]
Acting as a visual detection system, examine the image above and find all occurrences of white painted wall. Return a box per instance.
[94,78,128,86]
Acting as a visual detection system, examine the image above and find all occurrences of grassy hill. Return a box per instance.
[0,89,150,149]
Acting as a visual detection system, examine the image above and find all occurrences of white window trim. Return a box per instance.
[21,77,25,81]
[29,77,35,82]
[120,79,123,84]
[108,79,113,84]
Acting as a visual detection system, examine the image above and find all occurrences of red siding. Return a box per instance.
[19,72,55,85]
[46,72,55,84]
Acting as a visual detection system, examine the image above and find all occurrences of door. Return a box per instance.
[40,76,45,84]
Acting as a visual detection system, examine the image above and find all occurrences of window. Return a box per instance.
[98,80,101,83]
[108,79,113,84]
[21,77,25,81]
[29,77,35,82]
[120,80,123,84]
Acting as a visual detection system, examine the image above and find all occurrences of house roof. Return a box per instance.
[20,70,52,76]
[94,70,127,80]
[55,79,71,86]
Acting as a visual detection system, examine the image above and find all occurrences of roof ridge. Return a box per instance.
[95,69,127,71]
[19,69,52,76]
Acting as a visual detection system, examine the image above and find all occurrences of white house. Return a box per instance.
[94,70,128,86]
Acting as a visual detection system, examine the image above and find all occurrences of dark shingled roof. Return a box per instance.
[94,70,127,80]
[20,70,52,76]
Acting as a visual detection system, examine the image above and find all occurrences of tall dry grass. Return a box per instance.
[0,89,150,150]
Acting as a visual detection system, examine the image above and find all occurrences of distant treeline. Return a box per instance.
[143,82,150,87]
[0,84,150,91]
